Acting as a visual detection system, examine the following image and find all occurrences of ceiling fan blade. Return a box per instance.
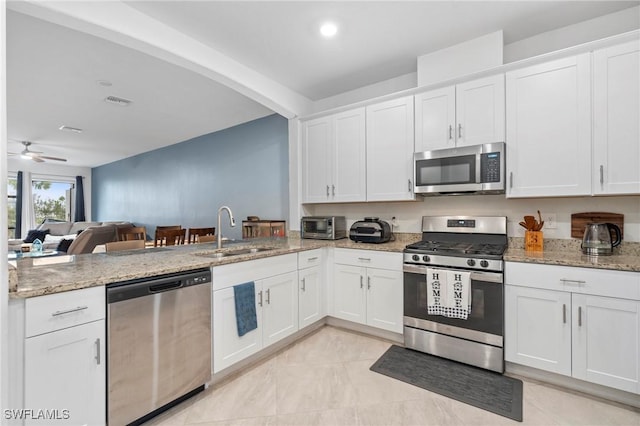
[31,156,45,163]
[37,155,67,162]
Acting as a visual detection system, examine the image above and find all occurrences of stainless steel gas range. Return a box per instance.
[403,216,507,373]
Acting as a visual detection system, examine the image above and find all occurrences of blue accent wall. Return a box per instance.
[92,114,288,240]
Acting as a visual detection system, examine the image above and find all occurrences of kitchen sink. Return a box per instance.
[194,247,276,258]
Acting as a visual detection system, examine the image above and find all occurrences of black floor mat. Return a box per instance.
[370,345,523,422]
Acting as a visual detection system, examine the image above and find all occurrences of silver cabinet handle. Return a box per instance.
[367,276,371,290]
[408,179,412,193]
[301,278,306,292]
[266,288,271,305]
[258,290,263,307]
[561,279,586,285]
[509,172,513,189]
[562,304,566,324]
[600,165,604,185]
[458,123,462,138]
[358,257,371,262]
[449,125,453,140]
[307,257,318,262]
[332,185,335,196]
[51,306,88,317]
[578,306,582,327]
[95,338,101,365]
[326,185,330,197]
[360,276,364,289]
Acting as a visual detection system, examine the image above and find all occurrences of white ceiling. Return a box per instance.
[6,1,639,168]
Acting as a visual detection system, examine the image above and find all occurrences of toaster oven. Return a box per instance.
[301,216,347,240]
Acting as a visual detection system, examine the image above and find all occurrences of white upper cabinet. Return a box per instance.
[415,74,505,152]
[593,40,640,195]
[506,53,592,197]
[366,96,415,201]
[301,108,366,203]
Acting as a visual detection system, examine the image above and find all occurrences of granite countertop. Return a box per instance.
[8,235,415,299]
[8,234,639,299]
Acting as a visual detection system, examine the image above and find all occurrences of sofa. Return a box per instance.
[8,220,133,254]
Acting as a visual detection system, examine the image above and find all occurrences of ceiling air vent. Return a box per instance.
[104,95,133,107]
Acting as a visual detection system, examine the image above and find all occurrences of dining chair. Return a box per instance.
[106,240,146,252]
[118,226,147,241]
[154,225,182,247]
[197,235,217,243]
[155,228,186,246]
[187,227,216,244]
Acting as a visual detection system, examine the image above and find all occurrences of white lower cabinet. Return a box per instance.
[212,255,298,373]
[505,262,640,394]
[332,249,403,333]
[298,249,325,329]
[23,286,106,426]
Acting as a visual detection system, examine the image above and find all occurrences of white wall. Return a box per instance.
[8,158,92,220]
[1,0,8,416]
[307,195,640,243]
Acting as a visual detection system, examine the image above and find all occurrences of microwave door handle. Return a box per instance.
[475,153,481,184]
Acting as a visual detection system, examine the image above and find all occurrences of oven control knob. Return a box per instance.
[466,259,476,267]
[480,260,489,268]
[412,255,420,262]
[422,255,430,262]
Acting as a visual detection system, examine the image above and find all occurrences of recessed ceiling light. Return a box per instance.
[96,80,112,87]
[320,22,338,38]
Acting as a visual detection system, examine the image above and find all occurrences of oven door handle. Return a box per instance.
[403,264,503,284]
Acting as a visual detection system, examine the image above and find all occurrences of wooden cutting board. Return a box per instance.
[571,212,624,239]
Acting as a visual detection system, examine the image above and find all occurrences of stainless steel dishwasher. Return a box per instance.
[107,268,212,426]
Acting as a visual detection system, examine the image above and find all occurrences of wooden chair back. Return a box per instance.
[154,226,182,247]
[106,240,146,252]
[187,227,216,244]
[197,235,217,243]
[155,228,186,246]
[118,226,147,241]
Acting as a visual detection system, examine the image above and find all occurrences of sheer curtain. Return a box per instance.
[74,175,86,222]
[20,171,35,238]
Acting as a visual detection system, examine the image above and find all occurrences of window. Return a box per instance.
[32,179,74,224]
[8,175,17,238]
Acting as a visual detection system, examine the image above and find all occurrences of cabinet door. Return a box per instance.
[415,86,455,152]
[333,108,367,202]
[504,286,571,376]
[506,54,591,197]
[572,294,640,394]
[366,96,415,201]
[299,266,323,329]
[302,117,332,202]
[262,271,299,347]
[456,74,505,147]
[213,285,263,373]
[593,40,640,195]
[24,320,105,426]
[333,264,367,325]
[366,268,403,333]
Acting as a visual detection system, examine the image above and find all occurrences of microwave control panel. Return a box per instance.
[480,152,501,183]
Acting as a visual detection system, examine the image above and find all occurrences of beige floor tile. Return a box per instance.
[184,358,278,424]
[275,361,358,415]
[276,407,359,426]
[184,416,277,426]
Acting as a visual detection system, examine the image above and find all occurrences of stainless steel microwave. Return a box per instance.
[413,142,505,195]
[301,216,347,240]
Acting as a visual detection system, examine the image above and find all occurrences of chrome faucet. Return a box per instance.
[217,206,236,249]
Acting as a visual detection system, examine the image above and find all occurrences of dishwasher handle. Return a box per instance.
[149,281,183,293]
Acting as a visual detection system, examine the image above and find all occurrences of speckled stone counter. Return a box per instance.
[8,235,415,299]
[505,238,640,272]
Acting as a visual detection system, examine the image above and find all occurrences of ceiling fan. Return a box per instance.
[9,141,67,163]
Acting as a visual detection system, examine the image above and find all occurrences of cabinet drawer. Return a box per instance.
[334,248,401,271]
[505,262,640,300]
[298,249,323,269]
[25,286,105,338]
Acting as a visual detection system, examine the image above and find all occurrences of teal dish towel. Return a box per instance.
[234,281,258,337]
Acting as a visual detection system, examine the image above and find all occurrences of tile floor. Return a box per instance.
[146,326,640,426]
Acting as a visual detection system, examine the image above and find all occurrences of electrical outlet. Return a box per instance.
[544,213,557,229]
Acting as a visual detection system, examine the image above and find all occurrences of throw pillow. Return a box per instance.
[57,239,74,253]
[24,229,50,243]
